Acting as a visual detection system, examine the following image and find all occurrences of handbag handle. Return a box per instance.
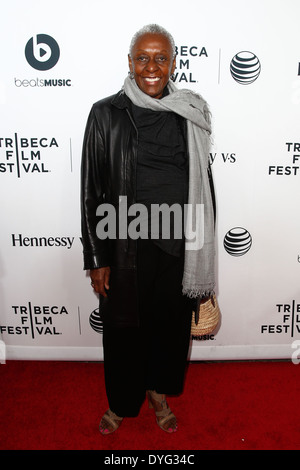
[195,295,214,326]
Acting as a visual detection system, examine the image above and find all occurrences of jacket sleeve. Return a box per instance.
[80,106,111,270]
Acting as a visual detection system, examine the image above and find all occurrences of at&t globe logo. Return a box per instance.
[230,51,261,85]
[89,308,103,334]
[25,34,60,71]
[224,227,252,256]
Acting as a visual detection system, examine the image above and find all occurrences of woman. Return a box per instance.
[81,24,216,434]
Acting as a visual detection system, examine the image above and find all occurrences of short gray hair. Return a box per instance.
[129,24,176,58]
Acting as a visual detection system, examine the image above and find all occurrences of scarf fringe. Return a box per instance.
[182,287,215,299]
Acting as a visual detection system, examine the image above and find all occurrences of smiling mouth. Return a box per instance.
[143,77,161,83]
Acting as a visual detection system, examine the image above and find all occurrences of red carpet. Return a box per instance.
[0,360,299,450]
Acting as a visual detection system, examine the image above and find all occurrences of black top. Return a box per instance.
[130,99,188,256]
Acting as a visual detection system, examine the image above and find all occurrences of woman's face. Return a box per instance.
[128,33,176,99]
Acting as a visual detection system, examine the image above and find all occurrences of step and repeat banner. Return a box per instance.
[1,0,300,361]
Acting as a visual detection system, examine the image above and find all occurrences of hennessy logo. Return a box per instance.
[11,234,75,250]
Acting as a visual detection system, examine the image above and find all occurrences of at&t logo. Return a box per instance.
[25,34,60,71]
[89,307,103,334]
[224,227,252,256]
[230,51,261,85]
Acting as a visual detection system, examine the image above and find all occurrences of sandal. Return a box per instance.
[99,409,123,435]
[147,390,178,433]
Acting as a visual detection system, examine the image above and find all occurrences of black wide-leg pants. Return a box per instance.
[102,239,193,418]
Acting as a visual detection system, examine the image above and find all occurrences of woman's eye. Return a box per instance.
[135,56,168,63]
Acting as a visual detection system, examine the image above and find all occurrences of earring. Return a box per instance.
[128,71,134,79]
[170,73,175,81]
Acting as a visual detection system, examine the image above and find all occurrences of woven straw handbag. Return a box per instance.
[191,294,220,337]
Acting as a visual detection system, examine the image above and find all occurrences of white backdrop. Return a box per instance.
[1,0,300,361]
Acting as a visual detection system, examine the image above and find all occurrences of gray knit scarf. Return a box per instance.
[123,75,215,299]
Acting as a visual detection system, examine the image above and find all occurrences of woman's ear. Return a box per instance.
[128,54,133,73]
[171,56,176,76]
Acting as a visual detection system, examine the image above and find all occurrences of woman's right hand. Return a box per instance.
[90,267,111,297]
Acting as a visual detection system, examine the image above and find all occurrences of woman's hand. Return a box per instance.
[90,267,111,297]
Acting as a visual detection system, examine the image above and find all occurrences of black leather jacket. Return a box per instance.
[81,89,216,327]
[81,90,141,326]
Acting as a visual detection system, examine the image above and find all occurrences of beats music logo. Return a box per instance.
[16,34,71,88]
[25,34,60,71]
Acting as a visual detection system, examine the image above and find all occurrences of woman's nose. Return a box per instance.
[146,58,159,72]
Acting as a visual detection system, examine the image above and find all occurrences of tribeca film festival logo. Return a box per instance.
[268,142,300,177]
[0,135,58,177]
[261,300,300,338]
[261,300,300,366]
[223,227,252,256]
[14,34,71,88]
[173,45,208,83]
[0,303,69,339]
[230,51,261,85]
